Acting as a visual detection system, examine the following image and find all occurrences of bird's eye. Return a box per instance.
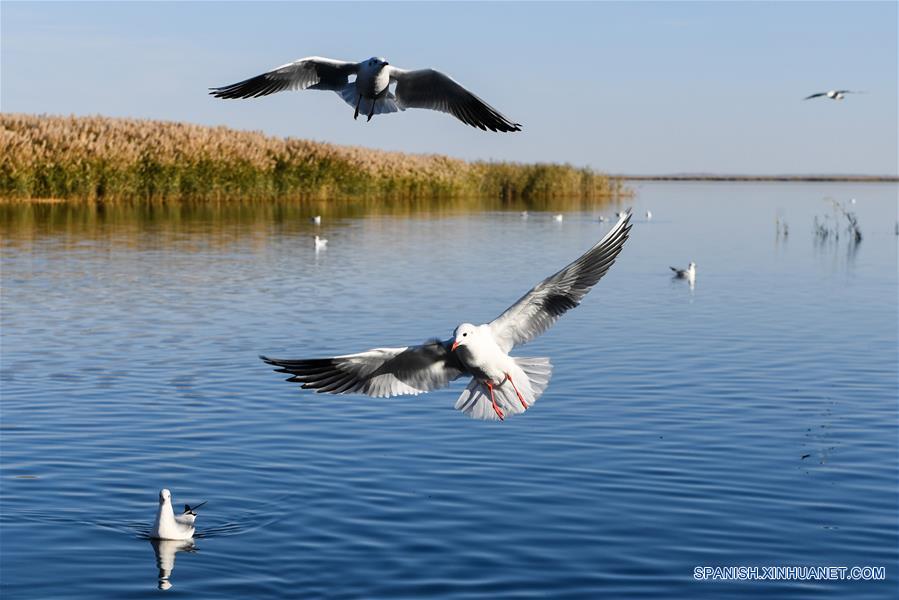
[463,333,468,337]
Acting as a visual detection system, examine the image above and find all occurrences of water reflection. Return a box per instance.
[0,195,623,248]
[150,538,196,591]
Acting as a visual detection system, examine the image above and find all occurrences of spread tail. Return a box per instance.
[454,357,552,421]
[336,83,399,117]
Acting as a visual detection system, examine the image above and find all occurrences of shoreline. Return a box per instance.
[619,175,898,183]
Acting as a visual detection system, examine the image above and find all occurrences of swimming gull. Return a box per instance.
[553,214,564,222]
[151,489,205,541]
[310,215,322,225]
[314,235,328,251]
[670,262,696,280]
[262,211,632,421]
[210,56,521,132]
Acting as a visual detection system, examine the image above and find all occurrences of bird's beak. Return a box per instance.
[451,340,460,351]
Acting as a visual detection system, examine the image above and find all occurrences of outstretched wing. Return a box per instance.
[210,56,357,98]
[389,67,521,132]
[261,339,465,398]
[489,211,633,352]
[804,92,826,100]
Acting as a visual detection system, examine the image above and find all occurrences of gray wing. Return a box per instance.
[261,339,465,398]
[210,56,357,98]
[388,67,521,132]
[489,211,633,352]
[804,92,826,100]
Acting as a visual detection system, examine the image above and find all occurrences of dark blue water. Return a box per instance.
[2,183,897,598]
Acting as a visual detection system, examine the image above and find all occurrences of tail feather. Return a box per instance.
[336,83,399,116]
[455,357,553,421]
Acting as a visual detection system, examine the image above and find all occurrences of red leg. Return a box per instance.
[504,373,529,409]
[486,382,504,421]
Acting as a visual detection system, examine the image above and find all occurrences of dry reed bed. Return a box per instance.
[1,114,625,202]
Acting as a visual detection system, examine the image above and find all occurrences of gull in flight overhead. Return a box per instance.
[210,56,521,132]
[262,212,632,421]
[804,90,861,101]
[151,489,206,541]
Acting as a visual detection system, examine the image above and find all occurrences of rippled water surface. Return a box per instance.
[2,183,897,598]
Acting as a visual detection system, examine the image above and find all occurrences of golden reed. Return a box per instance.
[1,114,625,203]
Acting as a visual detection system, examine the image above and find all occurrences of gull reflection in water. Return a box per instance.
[150,538,197,591]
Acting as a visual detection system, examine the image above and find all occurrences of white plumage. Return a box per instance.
[211,56,521,132]
[262,211,633,421]
[150,489,205,541]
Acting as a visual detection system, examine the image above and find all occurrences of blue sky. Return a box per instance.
[2,1,896,175]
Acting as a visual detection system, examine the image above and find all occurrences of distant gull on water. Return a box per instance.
[262,212,633,421]
[310,215,322,225]
[553,214,564,222]
[314,235,328,250]
[211,56,521,132]
[670,262,696,281]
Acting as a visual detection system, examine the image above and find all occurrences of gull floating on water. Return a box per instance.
[314,235,328,250]
[151,489,206,541]
[553,214,564,222]
[262,211,633,421]
[645,210,652,220]
[598,215,608,223]
[310,215,322,225]
[670,262,696,280]
[520,211,529,219]
[210,56,521,132]
[804,90,861,101]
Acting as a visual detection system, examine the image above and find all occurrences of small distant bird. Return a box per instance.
[670,262,696,280]
[645,210,652,220]
[804,90,860,101]
[211,56,521,132]
[314,235,328,250]
[520,211,529,219]
[616,210,628,219]
[151,489,205,541]
[310,215,322,225]
[553,214,564,222]
[262,212,633,421]
[598,215,608,223]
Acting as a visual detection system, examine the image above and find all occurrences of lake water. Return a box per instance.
[1,183,897,598]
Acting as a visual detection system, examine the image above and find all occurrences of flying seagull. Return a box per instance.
[262,211,632,421]
[804,90,860,101]
[210,56,521,132]
[151,489,206,540]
